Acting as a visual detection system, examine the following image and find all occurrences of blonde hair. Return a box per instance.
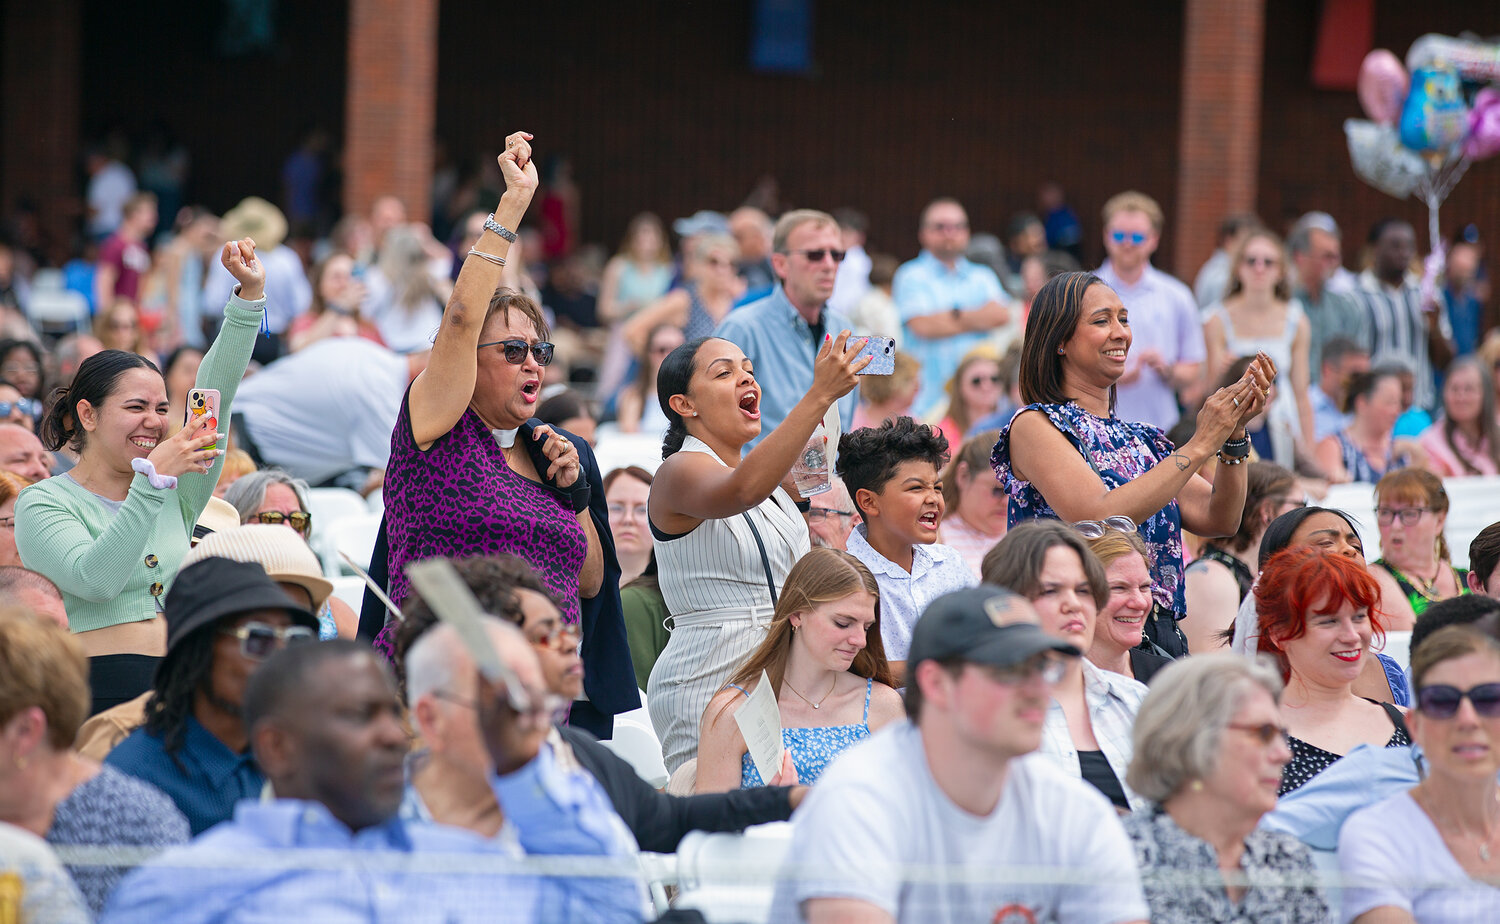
[941,345,1002,436]
[0,609,89,749]
[1085,530,1153,571]
[858,351,920,405]
[772,209,838,254]
[1102,191,1164,233]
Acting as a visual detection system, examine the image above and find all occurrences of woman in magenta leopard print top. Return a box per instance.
[380,133,602,645]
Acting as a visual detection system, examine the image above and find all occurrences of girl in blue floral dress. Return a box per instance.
[991,272,1274,656]
[693,549,906,791]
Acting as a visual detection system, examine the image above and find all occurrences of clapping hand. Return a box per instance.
[221,238,265,301]
[1196,351,1275,444]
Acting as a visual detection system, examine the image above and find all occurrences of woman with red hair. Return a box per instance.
[1255,545,1410,794]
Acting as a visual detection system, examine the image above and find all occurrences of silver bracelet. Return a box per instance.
[484,213,518,243]
[467,248,507,267]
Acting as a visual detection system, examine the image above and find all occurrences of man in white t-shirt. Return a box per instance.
[233,338,426,489]
[770,585,1148,924]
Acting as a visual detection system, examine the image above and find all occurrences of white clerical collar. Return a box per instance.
[492,428,518,449]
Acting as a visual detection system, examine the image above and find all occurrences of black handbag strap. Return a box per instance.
[741,512,779,606]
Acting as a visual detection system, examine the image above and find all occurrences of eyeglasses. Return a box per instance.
[0,398,40,419]
[1109,230,1149,246]
[1416,683,1500,719]
[1242,256,1280,269]
[476,339,556,366]
[220,621,316,660]
[607,502,647,520]
[976,654,1068,687]
[0,363,39,378]
[1376,506,1430,526]
[967,375,1001,388]
[924,222,969,233]
[1071,515,1137,539]
[250,510,313,536]
[782,248,846,264]
[807,508,856,522]
[529,621,581,653]
[1226,722,1291,746]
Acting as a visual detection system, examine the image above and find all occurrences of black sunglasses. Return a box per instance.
[220,621,316,660]
[250,510,313,536]
[783,248,846,264]
[477,339,555,366]
[1417,683,1500,719]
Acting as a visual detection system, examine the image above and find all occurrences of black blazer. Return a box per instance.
[359,419,641,735]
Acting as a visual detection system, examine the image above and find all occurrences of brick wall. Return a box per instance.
[344,0,438,220]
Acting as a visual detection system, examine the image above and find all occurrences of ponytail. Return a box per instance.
[656,337,712,460]
[41,350,160,452]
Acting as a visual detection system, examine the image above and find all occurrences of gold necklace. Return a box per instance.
[1389,562,1447,603]
[783,673,837,710]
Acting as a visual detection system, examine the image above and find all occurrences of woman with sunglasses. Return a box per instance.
[1202,229,1317,451]
[0,610,190,916]
[934,345,1002,445]
[982,520,1150,811]
[995,271,1273,657]
[0,378,40,429]
[1255,546,1411,795]
[646,332,866,772]
[380,134,614,698]
[696,548,903,792]
[17,238,265,715]
[1124,653,1330,924]
[1183,461,1300,653]
[1370,469,1469,631]
[1340,625,1500,921]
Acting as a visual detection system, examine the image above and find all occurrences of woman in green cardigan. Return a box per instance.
[17,238,267,714]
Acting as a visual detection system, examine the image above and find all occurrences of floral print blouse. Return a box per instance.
[1124,808,1332,923]
[993,401,1187,615]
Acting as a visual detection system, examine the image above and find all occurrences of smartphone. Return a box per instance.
[853,336,896,375]
[185,388,221,450]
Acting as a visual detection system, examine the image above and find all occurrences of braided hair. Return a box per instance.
[141,629,218,766]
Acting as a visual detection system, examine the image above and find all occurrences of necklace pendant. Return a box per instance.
[1483,843,1491,862]
[812,702,820,709]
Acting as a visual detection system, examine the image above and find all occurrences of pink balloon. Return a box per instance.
[1359,50,1409,126]
[1464,88,1500,161]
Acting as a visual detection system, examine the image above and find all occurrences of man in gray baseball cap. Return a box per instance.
[769,585,1148,924]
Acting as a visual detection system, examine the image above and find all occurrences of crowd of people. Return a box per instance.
[3,127,1500,923]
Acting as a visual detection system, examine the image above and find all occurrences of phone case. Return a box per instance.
[186,388,221,451]
[854,336,896,375]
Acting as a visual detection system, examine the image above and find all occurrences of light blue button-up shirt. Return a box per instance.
[101,743,647,923]
[845,524,977,661]
[715,286,858,449]
[891,250,1010,418]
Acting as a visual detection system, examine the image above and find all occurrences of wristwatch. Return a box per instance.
[484,213,518,243]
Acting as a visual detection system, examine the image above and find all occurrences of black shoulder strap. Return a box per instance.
[1378,699,1411,740]
[741,512,778,606]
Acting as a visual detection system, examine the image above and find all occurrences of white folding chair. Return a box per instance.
[26,288,90,335]
[321,511,384,576]
[329,575,369,614]
[673,823,795,924]
[1437,475,1500,570]
[602,718,669,789]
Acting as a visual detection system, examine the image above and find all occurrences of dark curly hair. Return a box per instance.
[391,554,554,696]
[142,629,218,765]
[836,416,950,519]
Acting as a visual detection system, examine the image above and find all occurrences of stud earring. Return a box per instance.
[1057,346,1065,355]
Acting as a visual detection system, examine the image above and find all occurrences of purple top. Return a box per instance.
[384,391,587,624]
[992,401,1186,615]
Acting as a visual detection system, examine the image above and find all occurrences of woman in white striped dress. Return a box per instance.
[647,333,867,771]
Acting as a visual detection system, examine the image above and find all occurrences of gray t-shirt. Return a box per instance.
[769,721,1148,923]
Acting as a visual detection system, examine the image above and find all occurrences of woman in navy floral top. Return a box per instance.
[993,271,1273,655]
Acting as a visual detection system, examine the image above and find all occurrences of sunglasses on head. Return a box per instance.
[250,510,313,536]
[0,398,39,419]
[1417,683,1500,719]
[783,248,846,264]
[220,621,316,660]
[1110,230,1149,246]
[477,339,556,366]
[1071,515,1137,539]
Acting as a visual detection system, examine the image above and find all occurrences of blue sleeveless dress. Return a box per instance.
[735,677,874,788]
[992,401,1187,616]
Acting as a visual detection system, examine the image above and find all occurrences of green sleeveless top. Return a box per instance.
[1372,559,1469,617]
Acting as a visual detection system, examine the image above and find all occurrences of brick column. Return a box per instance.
[1,0,80,266]
[344,0,439,222]
[1174,0,1265,278]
